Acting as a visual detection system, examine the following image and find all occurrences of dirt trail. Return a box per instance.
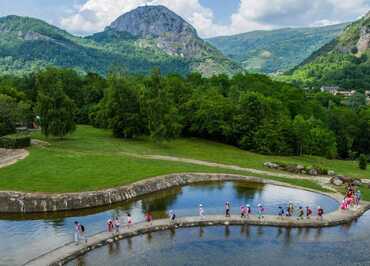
[0,148,29,168]
[129,153,334,191]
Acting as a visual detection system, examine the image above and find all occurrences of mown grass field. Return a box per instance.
[0,125,368,193]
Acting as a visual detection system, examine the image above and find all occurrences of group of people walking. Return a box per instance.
[341,184,361,210]
[73,198,345,245]
[277,203,323,220]
[197,201,323,220]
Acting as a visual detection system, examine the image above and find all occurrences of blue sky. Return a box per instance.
[199,0,240,24]
[1,0,369,37]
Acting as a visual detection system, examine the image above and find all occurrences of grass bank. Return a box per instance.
[0,126,366,193]
[39,126,369,178]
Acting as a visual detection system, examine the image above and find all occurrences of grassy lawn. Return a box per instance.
[0,125,366,193]
[35,125,369,178]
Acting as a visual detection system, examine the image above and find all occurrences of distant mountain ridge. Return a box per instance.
[0,6,241,77]
[207,24,347,74]
[285,11,370,91]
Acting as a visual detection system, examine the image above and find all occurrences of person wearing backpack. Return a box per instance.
[225,201,231,217]
[306,206,312,219]
[246,204,251,218]
[278,206,284,218]
[169,210,176,223]
[317,206,324,220]
[257,203,264,219]
[297,206,304,220]
[79,224,87,243]
[146,211,153,225]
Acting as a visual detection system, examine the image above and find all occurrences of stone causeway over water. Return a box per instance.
[12,173,368,266]
[25,205,369,266]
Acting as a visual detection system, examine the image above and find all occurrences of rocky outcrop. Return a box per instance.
[0,173,280,213]
[109,5,196,40]
[264,162,334,176]
[330,175,363,186]
[108,5,201,58]
[356,25,370,54]
[105,5,241,76]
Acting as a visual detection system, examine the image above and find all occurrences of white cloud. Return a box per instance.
[60,0,370,37]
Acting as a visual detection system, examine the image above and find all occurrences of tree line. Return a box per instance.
[0,67,369,160]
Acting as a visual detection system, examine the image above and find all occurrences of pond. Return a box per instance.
[67,211,370,266]
[0,181,338,266]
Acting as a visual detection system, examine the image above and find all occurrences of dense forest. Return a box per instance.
[1,67,369,160]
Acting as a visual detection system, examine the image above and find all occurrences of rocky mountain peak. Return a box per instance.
[107,5,197,38]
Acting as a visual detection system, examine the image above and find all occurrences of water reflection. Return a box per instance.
[0,181,338,266]
[68,212,370,266]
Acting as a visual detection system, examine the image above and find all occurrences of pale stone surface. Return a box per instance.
[0,148,28,169]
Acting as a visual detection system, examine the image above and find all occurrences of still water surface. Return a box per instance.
[69,211,370,266]
[0,182,338,266]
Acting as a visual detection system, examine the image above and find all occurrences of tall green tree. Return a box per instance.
[0,94,18,136]
[141,69,182,142]
[106,73,144,138]
[291,115,311,156]
[36,80,76,138]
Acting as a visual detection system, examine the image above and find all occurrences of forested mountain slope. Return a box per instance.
[0,6,241,77]
[285,11,370,91]
[207,24,346,74]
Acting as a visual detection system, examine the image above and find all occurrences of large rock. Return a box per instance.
[337,175,352,183]
[352,179,362,186]
[330,176,344,186]
[308,168,319,176]
[328,170,336,176]
[264,162,280,169]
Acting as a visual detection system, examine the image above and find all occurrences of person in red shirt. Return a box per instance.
[317,206,324,220]
[306,206,312,219]
[146,212,153,224]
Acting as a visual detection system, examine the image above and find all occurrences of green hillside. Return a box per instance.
[0,8,241,77]
[207,24,346,74]
[0,15,191,76]
[285,12,370,90]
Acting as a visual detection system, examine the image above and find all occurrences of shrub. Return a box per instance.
[315,167,329,175]
[0,134,31,149]
[359,154,368,170]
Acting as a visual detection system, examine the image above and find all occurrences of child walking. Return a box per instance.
[114,217,120,233]
[317,206,324,220]
[199,204,205,218]
[257,203,264,219]
[225,201,231,217]
[306,206,312,219]
[127,213,133,227]
[246,204,251,218]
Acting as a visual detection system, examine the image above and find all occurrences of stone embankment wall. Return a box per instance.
[1,173,281,213]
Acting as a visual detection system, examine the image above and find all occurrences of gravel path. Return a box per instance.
[0,148,29,169]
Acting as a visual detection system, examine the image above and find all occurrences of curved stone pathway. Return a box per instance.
[144,154,332,182]
[0,148,29,169]
[24,204,370,266]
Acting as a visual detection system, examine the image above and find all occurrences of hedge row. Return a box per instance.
[0,134,31,149]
